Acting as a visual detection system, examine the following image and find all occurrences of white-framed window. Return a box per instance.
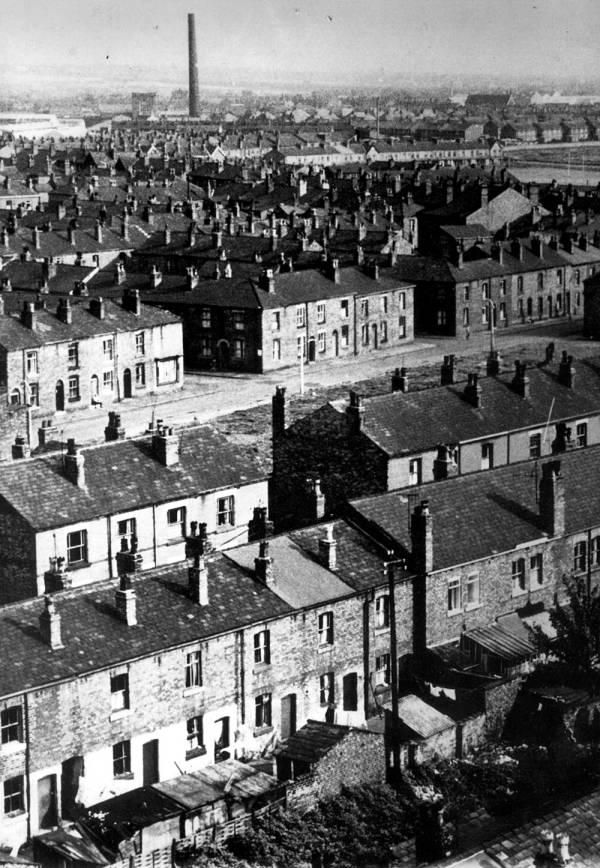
[380,321,388,342]
[135,363,146,386]
[317,330,326,353]
[512,557,526,594]
[466,574,480,608]
[341,325,349,347]
[167,505,185,538]
[29,382,39,406]
[118,517,136,550]
[68,375,80,401]
[482,282,490,300]
[103,370,114,392]
[255,693,272,728]
[375,594,390,628]
[217,495,235,527]
[25,350,38,375]
[112,740,131,777]
[67,529,87,565]
[186,715,204,754]
[340,299,349,318]
[317,302,326,323]
[360,299,369,318]
[319,672,334,705]
[231,310,245,331]
[447,578,461,613]
[591,535,600,567]
[408,457,422,486]
[576,422,588,448]
[297,335,306,359]
[272,339,281,360]
[271,311,281,330]
[481,442,493,470]
[110,671,129,711]
[185,649,202,688]
[574,539,587,573]
[529,432,542,459]
[3,776,24,815]
[68,343,79,368]
[398,315,406,337]
[0,707,22,745]
[296,305,306,328]
[254,629,271,664]
[530,553,543,586]
[135,331,145,356]
[318,611,334,646]
[103,338,114,360]
[375,653,391,685]
[232,338,245,360]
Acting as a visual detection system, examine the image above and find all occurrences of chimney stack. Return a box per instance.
[255,540,273,585]
[464,372,482,408]
[558,351,575,388]
[512,360,530,398]
[39,595,63,650]
[411,499,433,574]
[188,13,201,117]
[89,297,105,320]
[64,439,86,488]
[115,573,138,626]
[152,421,180,466]
[306,476,326,521]
[259,268,275,293]
[12,435,31,460]
[105,411,125,441]
[346,390,365,434]
[318,524,337,570]
[122,288,141,315]
[272,386,287,438]
[20,302,36,330]
[188,552,208,605]
[432,444,458,481]
[539,460,565,537]
[440,355,456,386]
[56,298,73,325]
[248,506,274,542]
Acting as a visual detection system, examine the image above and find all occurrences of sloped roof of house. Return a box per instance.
[274,720,368,764]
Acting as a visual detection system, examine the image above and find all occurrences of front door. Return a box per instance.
[332,330,339,356]
[142,739,159,786]
[61,756,84,819]
[123,368,132,398]
[281,693,297,739]
[38,774,58,829]
[55,380,65,411]
[307,337,316,363]
[371,323,378,348]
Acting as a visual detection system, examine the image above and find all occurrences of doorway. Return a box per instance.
[55,380,65,411]
[281,694,297,739]
[61,756,84,820]
[371,323,378,348]
[142,739,159,786]
[332,330,339,356]
[38,774,58,829]
[123,368,132,398]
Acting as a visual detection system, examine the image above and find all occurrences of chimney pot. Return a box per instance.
[152,423,180,466]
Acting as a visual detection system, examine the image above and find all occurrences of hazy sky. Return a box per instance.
[3,0,600,86]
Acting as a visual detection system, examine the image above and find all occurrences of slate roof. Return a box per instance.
[330,358,600,457]
[154,759,278,811]
[0,297,178,352]
[0,556,292,699]
[0,425,267,530]
[350,442,600,571]
[274,720,359,764]
[396,694,455,738]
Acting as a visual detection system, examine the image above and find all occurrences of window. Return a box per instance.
[447,578,461,613]
[576,422,588,448]
[217,495,235,527]
[575,269,581,285]
[499,302,506,321]
[110,672,129,711]
[318,611,334,646]
[67,529,87,565]
[382,295,388,314]
[68,375,80,402]
[319,672,334,705]
[135,363,146,386]
[135,331,145,356]
[232,338,245,359]
[201,308,211,328]
[481,442,493,470]
[254,630,271,664]
[574,540,587,573]
[3,776,24,815]
[517,276,523,294]
[186,715,204,754]
[255,693,272,728]
[500,279,507,295]
[375,653,391,686]
[537,273,544,290]
[591,535,600,567]
[271,311,280,330]
[530,553,543,586]
[375,594,390,628]
[185,650,202,688]
[68,343,79,368]
[231,310,244,331]
[1,707,22,744]
[103,338,114,360]
[317,302,326,323]
[481,305,488,325]
[463,286,470,302]
[361,324,369,345]
[118,517,136,550]
[297,335,306,359]
[482,282,490,300]
[341,325,349,347]
[340,299,349,318]
[156,357,178,384]
[167,505,185,538]
[512,558,526,594]
[29,382,39,406]
[272,339,281,360]
[398,292,406,310]
[113,740,131,777]
[214,716,230,761]
[557,269,563,286]
[317,331,326,353]
[466,574,480,607]
[25,351,38,375]
[463,308,469,326]
[360,299,369,318]
[380,321,388,343]
[296,305,306,328]
[408,458,422,486]
[103,370,114,392]
[342,672,358,711]
[529,432,542,459]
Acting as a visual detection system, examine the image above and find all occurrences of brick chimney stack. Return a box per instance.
[346,390,365,434]
[558,351,575,388]
[464,372,482,408]
[306,476,326,520]
[318,523,337,570]
[105,411,125,442]
[272,386,287,439]
[152,422,180,467]
[255,540,273,585]
[188,552,208,605]
[115,573,138,626]
[432,444,458,481]
[440,355,456,386]
[188,13,201,117]
[248,506,274,542]
[12,435,31,460]
[539,460,565,537]
[39,595,64,650]
[512,360,530,398]
[64,439,86,488]
[411,500,433,574]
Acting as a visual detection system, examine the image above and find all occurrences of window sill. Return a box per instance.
[68,397,81,404]
[166,537,185,546]
[186,746,207,760]
[465,602,481,612]
[0,740,25,755]
[447,608,463,617]
[114,772,134,781]
[109,708,131,722]
[4,810,26,820]
[374,626,390,634]
[253,725,274,737]
[253,662,271,673]
[318,643,334,653]
[183,686,204,698]
[67,561,90,571]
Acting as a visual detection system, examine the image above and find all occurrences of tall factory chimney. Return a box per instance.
[188,13,200,118]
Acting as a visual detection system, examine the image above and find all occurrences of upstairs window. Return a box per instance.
[0,707,22,744]
[231,310,245,331]
[118,517,136,550]
[447,578,461,613]
[67,529,87,565]
[296,305,306,328]
[318,611,334,646]
[530,553,544,586]
[574,540,587,573]
[512,558,526,594]
[167,505,186,538]
[68,343,79,368]
[103,338,114,360]
[340,299,349,318]
[576,422,588,448]
[271,311,281,331]
[3,776,24,815]
[360,299,369,318]
[217,495,235,527]
[319,672,334,705]
[375,653,391,685]
[185,649,202,688]
[529,432,542,459]
[200,308,211,328]
[255,693,272,729]
[254,630,271,664]
[135,331,145,356]
[375,594,390,628]
[317,302,326,323]
[112,740,131,777]
[186,715,204,755]
[25,351,38,375]
[110,672,129,711]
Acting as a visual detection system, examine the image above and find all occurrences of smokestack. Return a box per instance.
[188,13,201,118]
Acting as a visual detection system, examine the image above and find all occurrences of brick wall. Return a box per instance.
[312,729,385,799]
[484,677,524,739]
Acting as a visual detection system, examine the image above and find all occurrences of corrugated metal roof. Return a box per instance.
[464,613,534,663]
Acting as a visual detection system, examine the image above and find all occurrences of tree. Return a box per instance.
[535,574,600,690]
